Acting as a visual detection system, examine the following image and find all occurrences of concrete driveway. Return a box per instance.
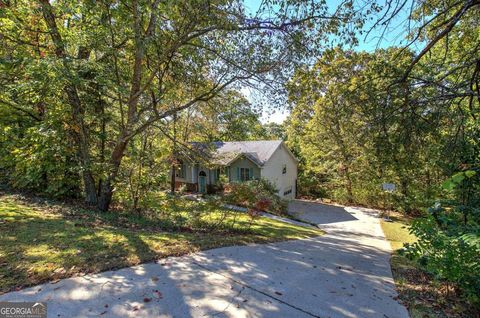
[0,201,409,318]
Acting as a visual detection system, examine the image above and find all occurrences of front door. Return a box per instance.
[198,171,207,193]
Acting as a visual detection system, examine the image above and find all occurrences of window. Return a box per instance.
[213,168,221,182]
[238,167,252,181]
[282,164,287,174]
[240,168,250,181]
[283,187,292,196]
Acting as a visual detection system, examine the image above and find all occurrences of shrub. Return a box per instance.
[404,170,480,306]
[224,179,287,215]
[177,183,187,194]
[206,184,222,194]
[296,171,328,199]
[255,198,272,211]
[405,213,480,305]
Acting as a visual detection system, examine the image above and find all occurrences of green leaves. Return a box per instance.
[465,170,477,178]
[460,233,480,250]
[442,171,477,191]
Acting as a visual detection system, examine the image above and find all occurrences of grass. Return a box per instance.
[0,192,323,294]
[380,214,417,251]
[381,213,476,318]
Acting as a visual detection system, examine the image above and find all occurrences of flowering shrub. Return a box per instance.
[255,198,272,211]
[224,179,287,215]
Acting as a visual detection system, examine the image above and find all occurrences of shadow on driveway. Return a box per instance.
[0,200,408,318]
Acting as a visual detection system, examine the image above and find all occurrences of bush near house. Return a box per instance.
[207,184,223,195]
[223,179,287,215]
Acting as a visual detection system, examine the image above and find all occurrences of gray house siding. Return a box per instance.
[185,162,193,182]
[173,140,298,198]
[174,160,191,183]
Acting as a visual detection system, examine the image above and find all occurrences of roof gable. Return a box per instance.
[191,140,285,166]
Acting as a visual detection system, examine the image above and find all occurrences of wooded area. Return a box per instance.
[1,0,347,211]
[0,0,479,312]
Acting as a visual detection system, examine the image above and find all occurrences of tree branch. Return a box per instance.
[0,99,42,121]
[398,0,480,83]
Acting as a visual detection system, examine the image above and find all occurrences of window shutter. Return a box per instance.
[249,168,253,180]
[237,167,240,181]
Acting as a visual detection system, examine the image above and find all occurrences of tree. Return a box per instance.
[364,0,480,109]
[0,0,357,211]
[180,90,266,142]
[262,122,286,140]
[286,47,469,210]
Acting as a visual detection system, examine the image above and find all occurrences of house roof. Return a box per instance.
[191,140,285,167]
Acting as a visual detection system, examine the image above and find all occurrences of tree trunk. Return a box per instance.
[171,165,176,194]
[97,138,128,211]
[344,165,354,203]
[170,112,177,194]
[83,172,98,204]
[96,0,162,211]
[98,180,114,212]
[64,81,98,205]
[400,177,410,211]
[40,0,97,205]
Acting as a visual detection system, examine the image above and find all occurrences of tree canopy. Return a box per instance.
[0,0,356,210]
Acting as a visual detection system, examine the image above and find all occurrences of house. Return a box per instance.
[173,140,298,199]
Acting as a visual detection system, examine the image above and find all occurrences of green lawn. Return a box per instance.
[380,215,416,251]
[0,193,322,294]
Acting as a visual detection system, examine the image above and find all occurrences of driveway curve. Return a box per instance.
[0,201,409,318]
